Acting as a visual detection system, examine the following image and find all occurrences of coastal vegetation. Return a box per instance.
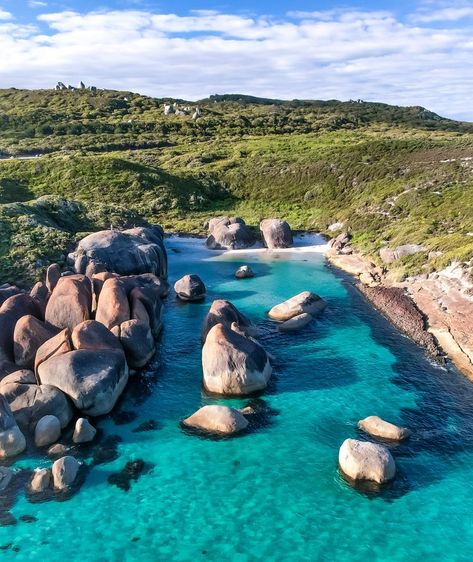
[0,88,472,284]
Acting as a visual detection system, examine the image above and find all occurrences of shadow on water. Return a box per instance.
[333,268,473,499]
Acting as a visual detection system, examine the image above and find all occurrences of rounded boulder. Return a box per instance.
[338,438,396,484]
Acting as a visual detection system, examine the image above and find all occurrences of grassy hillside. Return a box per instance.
[0,88,472,285]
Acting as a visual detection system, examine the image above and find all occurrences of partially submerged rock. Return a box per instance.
[29,468,51,493]
[73,418,97,444]
[202,323,272,395]
[260,219,293,249]
[202,299,256,342]
[268,291,326,321]
[358,416,411,441]
[52,456,79,489]
[183,405,248,435]
[278,313,313,332]
[338,438,396,484]
[235,265,254,279]
[174,274,206,302]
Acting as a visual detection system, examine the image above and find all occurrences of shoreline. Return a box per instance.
[326,249,473,381]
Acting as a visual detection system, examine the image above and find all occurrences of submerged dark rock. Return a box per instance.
[132,419,160,432]
[107,459,146,491]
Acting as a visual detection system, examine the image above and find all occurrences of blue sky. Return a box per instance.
[1,0,473,119]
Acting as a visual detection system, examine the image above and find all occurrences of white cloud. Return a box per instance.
[413,6,473,21]
[0,8,472,120]
[29,1,48,8]
[0,9,12,20]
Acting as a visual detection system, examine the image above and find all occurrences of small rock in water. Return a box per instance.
[0,467,13,491]
[235,265,254,279]
[29,468,51,493]
[52,456,79,490]
[0,512,16,526]
[174,274,206,302]
[73,418,97,444]
[132,419,160,433]
[182,405,248,436]
[358,416,411,441]
[278,312,313,332]
[47,443,69,459]
[338,438,396,484]
[92,435,122,465]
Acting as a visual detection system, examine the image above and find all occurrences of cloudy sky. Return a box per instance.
[1,0,472,120]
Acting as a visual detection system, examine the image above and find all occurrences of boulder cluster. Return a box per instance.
[0,225,168,493]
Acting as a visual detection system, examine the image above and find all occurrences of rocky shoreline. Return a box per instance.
[326,237,473,380]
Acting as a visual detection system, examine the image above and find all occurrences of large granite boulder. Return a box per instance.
[37,349,128,416]
[174,274,206,302]
[182,405,248,435]
[358,416,411,441]
[30,282,50,317]
[45,275,92,330]
[379,244,426,264]
[72,226,167,278]
[0,294,40,364]
[206,217,255,250]
[127,281,164,337]
[202,300,256,342]
[0,285,22,307]
[46,263,61,292]
[202,323,272,395]
[0,369,73,431]
[0,394,26,458]
[260,219,293,249]
[71,320,122,352]
[95,278,130,330]
[338,438,396,484]
[13,315,57,370]
[118,319,155,368]
[268,291,326,321]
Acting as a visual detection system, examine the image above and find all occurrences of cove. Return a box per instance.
[1,236,473,562]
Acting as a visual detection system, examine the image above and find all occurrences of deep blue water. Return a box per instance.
[1,237,473,561]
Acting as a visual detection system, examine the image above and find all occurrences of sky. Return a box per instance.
[1,1,473,120]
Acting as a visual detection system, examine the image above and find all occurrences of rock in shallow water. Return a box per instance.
[202,323,272,395]
[29,468,51,493]
[73,418,97,444]
[235,265,254,279]
[174,274,206,301]
[52,456,79,490]
[202,299,257,342]
[338,438,396,484]
[358,416,411,441]
[260,219,293,249]
[268,291,326,322]
[183,405,248,435]
[278,313,313,332]
[0,395,26,459]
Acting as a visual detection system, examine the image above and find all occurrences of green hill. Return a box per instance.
[0,88,472,285]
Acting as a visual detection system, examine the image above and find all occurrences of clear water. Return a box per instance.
[2,238,473,561]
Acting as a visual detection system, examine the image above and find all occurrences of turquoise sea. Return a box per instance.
[1,236,473,561]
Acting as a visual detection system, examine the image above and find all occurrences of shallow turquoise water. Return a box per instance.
[2,238,473,561]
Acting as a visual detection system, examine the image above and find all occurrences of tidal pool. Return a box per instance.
[1,236,473,561]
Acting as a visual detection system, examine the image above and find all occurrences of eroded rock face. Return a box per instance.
[45,275,92,331]
[202,323,272,395]
[0,395,26,458]
[328,231,351,253]
[174,274,206,302]
[278,313,313,332]
[73,227,167,278]
[260,219,293,249]
[37,349,129,416]
[183,405,248,435]
[46,264,61,292]
[202,300,256,342]
[118,319,155,368]
[379,244,426,264]
[35,328,72,375]
[358,416,411,441]
[0,370,73,431]
[52,456,79,489]
[338,438,396,484]
[206,217,255,250]
[268,291,326,322]
[13,315,57,370]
